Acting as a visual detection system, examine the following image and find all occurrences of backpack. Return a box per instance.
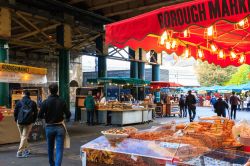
[17,100,34,125]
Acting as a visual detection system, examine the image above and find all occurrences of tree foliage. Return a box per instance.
[226,64,250,85]
[196,61,236,86]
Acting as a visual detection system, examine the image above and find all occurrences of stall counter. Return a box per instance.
[81,108,152,125]
[0,116,20,144]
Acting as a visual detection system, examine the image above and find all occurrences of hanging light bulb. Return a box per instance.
[239,20,245,27]
[235,18,249,29]
[218,50,225,59]
[230,51,237,59]
[166,41,171,50]
[171,39,177,49]
[197,48,204,58]
[184,46,190,58]
[184,30,188,37]
[239,54,246,64]
[210,43,217,52]
[160,31,168,45]
[207,26,214,36]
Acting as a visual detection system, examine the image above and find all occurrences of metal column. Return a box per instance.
[96,36,107,78]
[138,49,145,80]
[129,48,138,100]
[56,25,70,107]
[129,48,138,79]
[0,40,9,107]
[152,51,160,103]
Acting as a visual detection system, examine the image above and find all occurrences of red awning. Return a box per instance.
[105,0,250,67]
[150,81,183,89]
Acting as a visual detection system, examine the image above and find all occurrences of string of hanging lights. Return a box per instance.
[158,18,249,65]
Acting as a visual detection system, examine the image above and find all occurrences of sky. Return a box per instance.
[82,50,200,86]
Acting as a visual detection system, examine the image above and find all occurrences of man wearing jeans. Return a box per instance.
[39,83,71,166]
[185,90,197,122]
[14,90,38,158]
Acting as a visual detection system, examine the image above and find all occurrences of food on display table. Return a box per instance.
[102,127,138,140]
[232,120,250,146]
[130,117,240,149]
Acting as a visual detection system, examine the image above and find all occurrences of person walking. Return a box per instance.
[185,90,197,122]
[84,91,95,126]
[38,83,71,166]
[229,91,240,120]
[214,96,229,117]
[179,94,186,118]
[14,90,38,158]
[210,96,217,112]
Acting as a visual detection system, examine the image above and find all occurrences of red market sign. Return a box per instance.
[105,0,250,67]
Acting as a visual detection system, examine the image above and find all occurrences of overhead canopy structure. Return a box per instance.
[150,81,182,89]
[87,77,150,85]
[0,63,47,84]
[105,0,250,67]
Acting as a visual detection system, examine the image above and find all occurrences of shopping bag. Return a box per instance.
[62,121,70,149]
[64,132,70,148]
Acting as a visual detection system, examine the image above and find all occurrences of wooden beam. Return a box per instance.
[73,33,101,49]
[17,23,61,40]
[69,0,87,4]
[16,12,49,39]
[12,17,31,32]
[105,0,186,17]
[9,39,45,48]
[89,0,134,11]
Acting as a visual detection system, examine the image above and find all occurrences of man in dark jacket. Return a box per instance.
[38,83,71,166]
[229,91,240,120]
[214,96,229,117]
[185,90,197,122]
[179,94,186,118]
[14,90,38,158]
[84,91,95,125]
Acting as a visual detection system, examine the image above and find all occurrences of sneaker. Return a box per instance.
[16,151,29,158]
[23,149,31,155]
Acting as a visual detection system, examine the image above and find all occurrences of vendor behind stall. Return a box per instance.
[84,91,95,126]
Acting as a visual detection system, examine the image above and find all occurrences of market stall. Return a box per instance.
[0,63,47,144]
[81,117,250,165]
[149,81,182,117]
[80,77,153,125]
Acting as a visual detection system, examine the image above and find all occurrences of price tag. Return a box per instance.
[131,155,137,161]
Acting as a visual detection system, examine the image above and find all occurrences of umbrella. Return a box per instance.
[149,81,182,89]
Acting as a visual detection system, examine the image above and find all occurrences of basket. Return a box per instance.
[101,131,129,140]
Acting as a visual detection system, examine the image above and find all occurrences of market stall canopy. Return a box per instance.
[105,0,250,67]
[0,63,47,84]
[150,81,182,89]
[240,82,250,90]
[87,77,150,85]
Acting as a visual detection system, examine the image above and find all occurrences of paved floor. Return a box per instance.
[0,107,249,166]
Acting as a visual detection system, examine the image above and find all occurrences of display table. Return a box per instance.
[80,136,250,166]
[81,108,152,125]
[0,116,20,144]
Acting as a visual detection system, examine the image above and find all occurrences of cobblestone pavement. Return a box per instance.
[0,107,249,166]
